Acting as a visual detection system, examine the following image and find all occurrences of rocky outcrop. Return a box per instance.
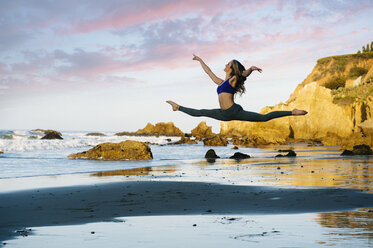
[68,140,153,160]
[86,132,106,136]
[135,122,184,137]
[191,121,215,140]
[203,135,228,146]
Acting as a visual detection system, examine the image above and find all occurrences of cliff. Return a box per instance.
[220,52,373,148]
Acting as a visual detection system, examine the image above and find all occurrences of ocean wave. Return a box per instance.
[0,133,180,152]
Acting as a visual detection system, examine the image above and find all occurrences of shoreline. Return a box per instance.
[2,179,373,243]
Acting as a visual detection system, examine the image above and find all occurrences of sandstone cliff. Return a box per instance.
[220,53,373,148]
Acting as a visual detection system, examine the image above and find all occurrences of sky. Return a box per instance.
[1,0,372,133]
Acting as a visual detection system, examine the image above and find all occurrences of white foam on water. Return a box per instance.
[0,130,181,152]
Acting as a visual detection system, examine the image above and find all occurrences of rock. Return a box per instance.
[168,137,197,145]
[204,149,220,159]
[275,150,297,157]
[358,119,373,136]
[68,140,153,160]
[352,144,373,155]
[203,135,228,146]
[341,149,354,156]
[86,132,106,136]
[115,131,137,136]
[41,132,63,140]
[31,129,62,136]
[136,122,184,137]
[232,146,239,149]
[191,121,215,140]
[229,152,250,160]
[0,150,3,154]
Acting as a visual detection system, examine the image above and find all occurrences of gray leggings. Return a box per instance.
[179,104,292,122]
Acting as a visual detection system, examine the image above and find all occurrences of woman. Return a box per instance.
[166,55,307,122]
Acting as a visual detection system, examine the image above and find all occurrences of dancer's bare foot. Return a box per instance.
[292,109,308,116]
[166,101,179,111]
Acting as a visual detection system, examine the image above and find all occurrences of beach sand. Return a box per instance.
[1,179,373,243]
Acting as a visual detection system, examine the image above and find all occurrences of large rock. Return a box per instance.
[203,135,228,146]
[135,122,184,137]
[41,132,63,140]
[341,144,373,156]
[205,149,220,159]
[229,152,250,160]
[191,121,215,140]
[68,140,153,160]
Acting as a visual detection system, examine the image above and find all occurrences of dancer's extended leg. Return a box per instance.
[234,109,293,122]
[178,106,228,121]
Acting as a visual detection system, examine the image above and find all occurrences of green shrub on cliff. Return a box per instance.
[324,77,345,89]
[348,67,368,78]
[332,84,373,105]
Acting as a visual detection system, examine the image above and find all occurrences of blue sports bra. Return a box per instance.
[217,78,235,94]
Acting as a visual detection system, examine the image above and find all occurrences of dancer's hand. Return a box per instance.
[193,54,202,62]
[250,66,262,73]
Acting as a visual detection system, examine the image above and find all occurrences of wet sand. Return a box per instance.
[1,179,373,243]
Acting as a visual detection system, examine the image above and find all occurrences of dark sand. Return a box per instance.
[1,180,373,242]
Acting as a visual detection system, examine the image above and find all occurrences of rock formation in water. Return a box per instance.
[68,140,153,160]
[220,52,373,148]
[117,122,184,137]
[86,132,106,136]
[31,129,62,136]
[190,121,215,140]
[203,135,228,146]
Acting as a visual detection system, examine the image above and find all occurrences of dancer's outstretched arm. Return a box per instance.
[193,54,223,85]
[242,66,262,78]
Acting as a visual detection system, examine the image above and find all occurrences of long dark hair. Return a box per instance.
[230,59,246,95]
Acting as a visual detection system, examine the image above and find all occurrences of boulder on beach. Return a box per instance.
[203,135,228,146]
[68,140,153,160]
[191,121,215,140]
[135,122,184,137]
[86,132,106,136]
[341,144,373,156]
[205,149,220,159]
[229,152,250,160]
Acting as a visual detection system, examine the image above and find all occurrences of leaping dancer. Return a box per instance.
[166,55,307,121]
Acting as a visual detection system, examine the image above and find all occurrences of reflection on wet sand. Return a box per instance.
[91,165,177,177]
[315,208,373,239]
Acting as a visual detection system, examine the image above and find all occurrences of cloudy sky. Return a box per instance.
[1,0,372,132]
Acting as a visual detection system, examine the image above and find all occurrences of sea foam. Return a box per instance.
[0,130,179,152]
